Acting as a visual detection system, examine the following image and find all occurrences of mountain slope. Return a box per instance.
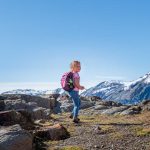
[81,72,150,104]
[1,88,64,96]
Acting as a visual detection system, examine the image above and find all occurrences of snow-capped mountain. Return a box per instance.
[81,72,150,105]
[1,88,64,96]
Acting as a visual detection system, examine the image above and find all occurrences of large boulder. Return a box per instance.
[94,105,108,110]
[29,107,50,120]
[0,100,5,111]
[140,100,150,111]
[120,105,141,115]
[20,95,56,109]
[120,109,140,115]
[80,100,95,109]
[2,94,57,109]
[0,124,33,150]
[34,123,69,140]
[80,96,102,102]
[60,103,73,112]
[0,110,23,126]
[4,99,27,110]
[97,100,122,107]
[49,94,60,99]
[0,95,7,100]
[101,106,129,115]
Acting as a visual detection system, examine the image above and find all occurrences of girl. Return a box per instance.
[68,60,85,123]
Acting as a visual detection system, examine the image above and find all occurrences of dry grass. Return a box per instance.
[48,145,84,150]
[46,111,150,149]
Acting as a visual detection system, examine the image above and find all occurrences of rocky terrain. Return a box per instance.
[0,93,150,150]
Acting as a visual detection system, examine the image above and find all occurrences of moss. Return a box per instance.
[109,131,124,140]
[60,146,84,150]
[136,128,150,136]
[100,125,115,133]
[130,126,150,136]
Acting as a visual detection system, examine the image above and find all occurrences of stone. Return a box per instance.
[34,123,70,140]
[0,110,22,126]
[0,124,33,150]
[120,109,140,115]
[101,106,129,115]
[0,100,5,111]
[30,107,50,120]
[49,94,60,99]
[94,105,108,110]
[140,100,150,111]
[80,101,95,109]
[4,99,26,110]
[0,95,7,100]
[60,104,73,112]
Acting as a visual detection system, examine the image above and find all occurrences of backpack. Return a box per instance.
[61,72,75,91]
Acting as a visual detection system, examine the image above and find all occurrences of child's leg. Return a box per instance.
[69,90,80,118]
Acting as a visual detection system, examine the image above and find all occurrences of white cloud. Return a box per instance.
[0,82,60,94]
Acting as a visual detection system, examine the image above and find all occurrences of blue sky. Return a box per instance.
[0,0,150,92]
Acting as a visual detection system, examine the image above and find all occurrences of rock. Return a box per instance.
[94,145,100,149]
[120,109,140,115]
[30,107,50,120]
[26,102,38,110]
[100,100,122,107]
[80,96,102,102]
[94,105,108,110]
[60,103,73,112]
[93,125,102,134]
[0,100,5,111]
[3,100,50,121]
[129,105,142,112]
[57,94,70,101]
[0,95,7,100]
[0,110,34,127]
[20,95,56,109]
[101,106,129,115]
[3,94,56,109]
[2,94,23,100]
[49,94,60,99]
[53,101,62,114]
[0,110,22,126]
[34,123,70,140]
[0,124,33,150]
[80,100,94,109]
[4,99,27,110]
[140,100,150,111]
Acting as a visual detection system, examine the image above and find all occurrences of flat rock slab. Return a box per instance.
[0,124,33,150]
[34,123,70,140]
[0,110,22,126]
[101,106,129,115]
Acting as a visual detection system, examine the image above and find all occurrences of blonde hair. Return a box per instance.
[70,60,80,70]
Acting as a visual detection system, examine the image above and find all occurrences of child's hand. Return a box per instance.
[80,86,85,90]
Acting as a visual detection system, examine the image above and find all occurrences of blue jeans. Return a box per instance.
[67,90,81,118]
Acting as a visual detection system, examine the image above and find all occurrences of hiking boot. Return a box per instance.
[69,114,73,119]
[69,114,80,121]
[73,118,79,123]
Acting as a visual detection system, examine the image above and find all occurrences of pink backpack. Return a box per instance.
[61,72,75,91]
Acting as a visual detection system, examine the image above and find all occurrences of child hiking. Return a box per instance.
[61,60,85,123]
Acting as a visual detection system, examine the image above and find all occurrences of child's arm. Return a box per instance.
[74,78,85,90]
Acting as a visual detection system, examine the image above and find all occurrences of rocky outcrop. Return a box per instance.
[140,100,150,111]
[101,106,129,115]
[0,110,25,126]
[0,100,5,111]
[34,123,70,140]
[0,94,56,121]
[0,124,33,150]
[1,94,57,109]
